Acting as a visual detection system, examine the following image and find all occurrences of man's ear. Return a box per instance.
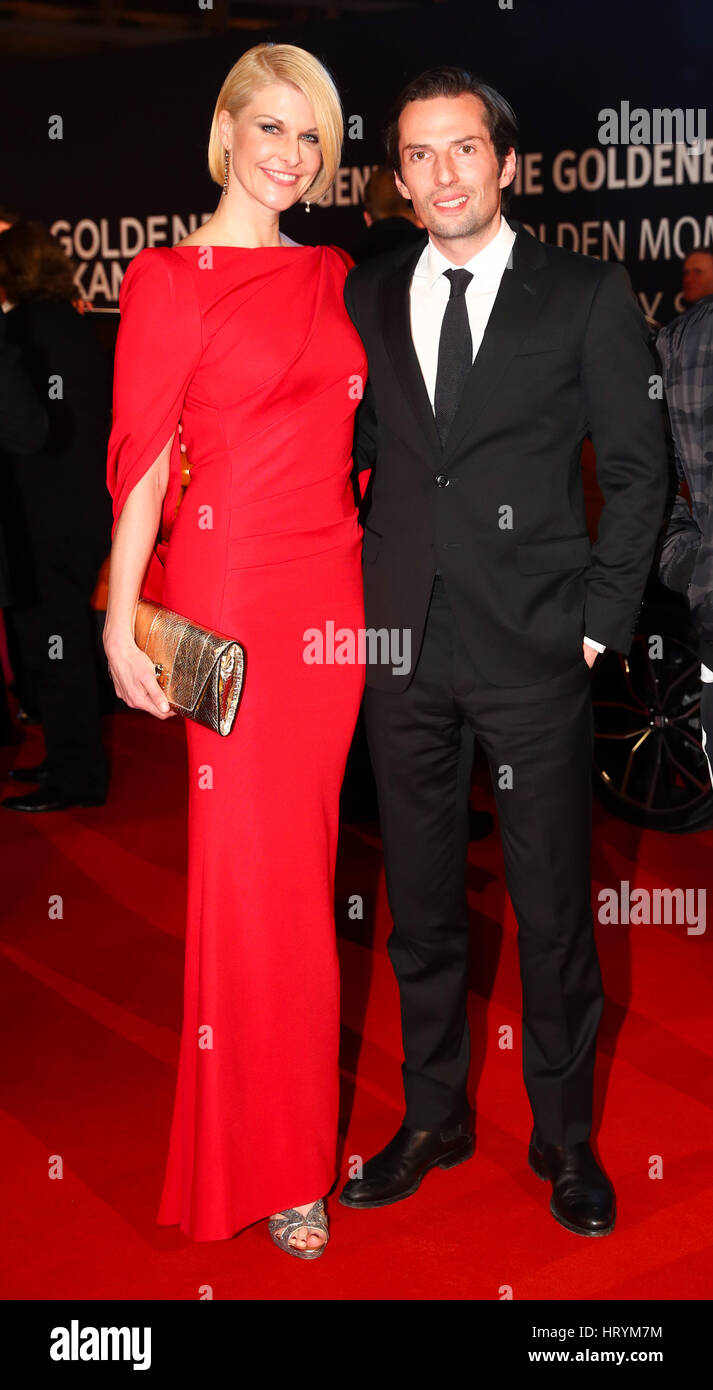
[394,169,412,202]
[499,147,517,193]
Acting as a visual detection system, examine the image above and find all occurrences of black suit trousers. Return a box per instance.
[6,542,108,799]
[363,573,603,1146]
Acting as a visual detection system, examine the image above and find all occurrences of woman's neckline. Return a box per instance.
[172,239,315,252]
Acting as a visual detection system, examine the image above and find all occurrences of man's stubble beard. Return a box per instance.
[418,194,500,243]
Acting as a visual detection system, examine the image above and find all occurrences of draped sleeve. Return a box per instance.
[328,244,355,272]
[106,247,203,602]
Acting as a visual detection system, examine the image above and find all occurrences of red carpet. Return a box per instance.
[1,706,712,1301]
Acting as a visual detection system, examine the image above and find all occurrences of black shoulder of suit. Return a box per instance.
[346,217,617,294]
[6,294,93,343]
[508,218,621,286]
[345,231,428,289]
[6,294,112,383]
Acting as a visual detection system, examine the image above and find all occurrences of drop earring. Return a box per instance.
[304,200,311,214]
[222,148,230,196]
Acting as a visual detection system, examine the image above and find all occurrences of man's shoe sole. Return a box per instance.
[338,1134,475,1209]
[528,1147,616,1237]
[2,796,106,812]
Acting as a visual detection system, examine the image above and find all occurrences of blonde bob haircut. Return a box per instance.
[208,43,343,207]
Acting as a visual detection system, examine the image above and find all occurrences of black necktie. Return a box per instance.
[434,267,473,447]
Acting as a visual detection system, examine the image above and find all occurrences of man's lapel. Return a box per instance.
[379,221,551,465]
[381,237,443,460]
[442,222,550,458]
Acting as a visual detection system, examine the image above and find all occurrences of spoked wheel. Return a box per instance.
[591,608,713,831]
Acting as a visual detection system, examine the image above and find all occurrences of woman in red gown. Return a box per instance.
[104,44,367,1253]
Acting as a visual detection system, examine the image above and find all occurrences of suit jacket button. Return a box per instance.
[435,473,450,487]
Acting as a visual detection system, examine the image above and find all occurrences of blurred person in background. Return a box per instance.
[0,303,49,744]
[657,291,713,784]
[0,220,113,811]
[0,201,39,729]
[681,250,713,308]
[352,165,424,263]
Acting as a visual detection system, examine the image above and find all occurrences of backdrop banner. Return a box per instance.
[1,0,711,327]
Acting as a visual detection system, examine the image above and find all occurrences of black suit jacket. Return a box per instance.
[0,296,113,606]
[0,308,49,456]
[0,308,49,607]
[343,219,670,690]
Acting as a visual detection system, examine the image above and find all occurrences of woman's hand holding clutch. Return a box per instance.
[104,633,178,720]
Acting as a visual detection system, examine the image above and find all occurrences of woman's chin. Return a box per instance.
[253,189,303,216]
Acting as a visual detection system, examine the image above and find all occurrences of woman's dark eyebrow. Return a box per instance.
[254,114,319,133]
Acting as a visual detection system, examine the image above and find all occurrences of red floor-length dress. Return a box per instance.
[106,242,367,1240]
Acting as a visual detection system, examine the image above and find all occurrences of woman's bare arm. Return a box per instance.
[103,436,177,719]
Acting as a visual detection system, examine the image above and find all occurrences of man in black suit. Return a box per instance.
[339,69,669,1236]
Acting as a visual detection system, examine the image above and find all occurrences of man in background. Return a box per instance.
[681,250,713,308]
[0,221,113,810]
[352,166,424,263]
[657,294,713,783]
[0,302,48,744]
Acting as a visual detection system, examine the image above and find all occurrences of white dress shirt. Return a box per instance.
[410,213,516,406]
[408,215,605,655]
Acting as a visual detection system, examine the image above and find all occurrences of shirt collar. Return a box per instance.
[417,215,517,291]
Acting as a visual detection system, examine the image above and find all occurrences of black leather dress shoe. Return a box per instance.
[528,1129,616,1236]
[339,1121,475,1208]
[8,760,50,782]
[1,784,106,812]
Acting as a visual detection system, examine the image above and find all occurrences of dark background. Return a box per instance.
[1,0,711,327]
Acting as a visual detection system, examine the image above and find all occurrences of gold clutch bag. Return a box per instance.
[134,599,245,736]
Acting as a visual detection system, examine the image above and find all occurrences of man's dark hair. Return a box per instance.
[383,67,519,214]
